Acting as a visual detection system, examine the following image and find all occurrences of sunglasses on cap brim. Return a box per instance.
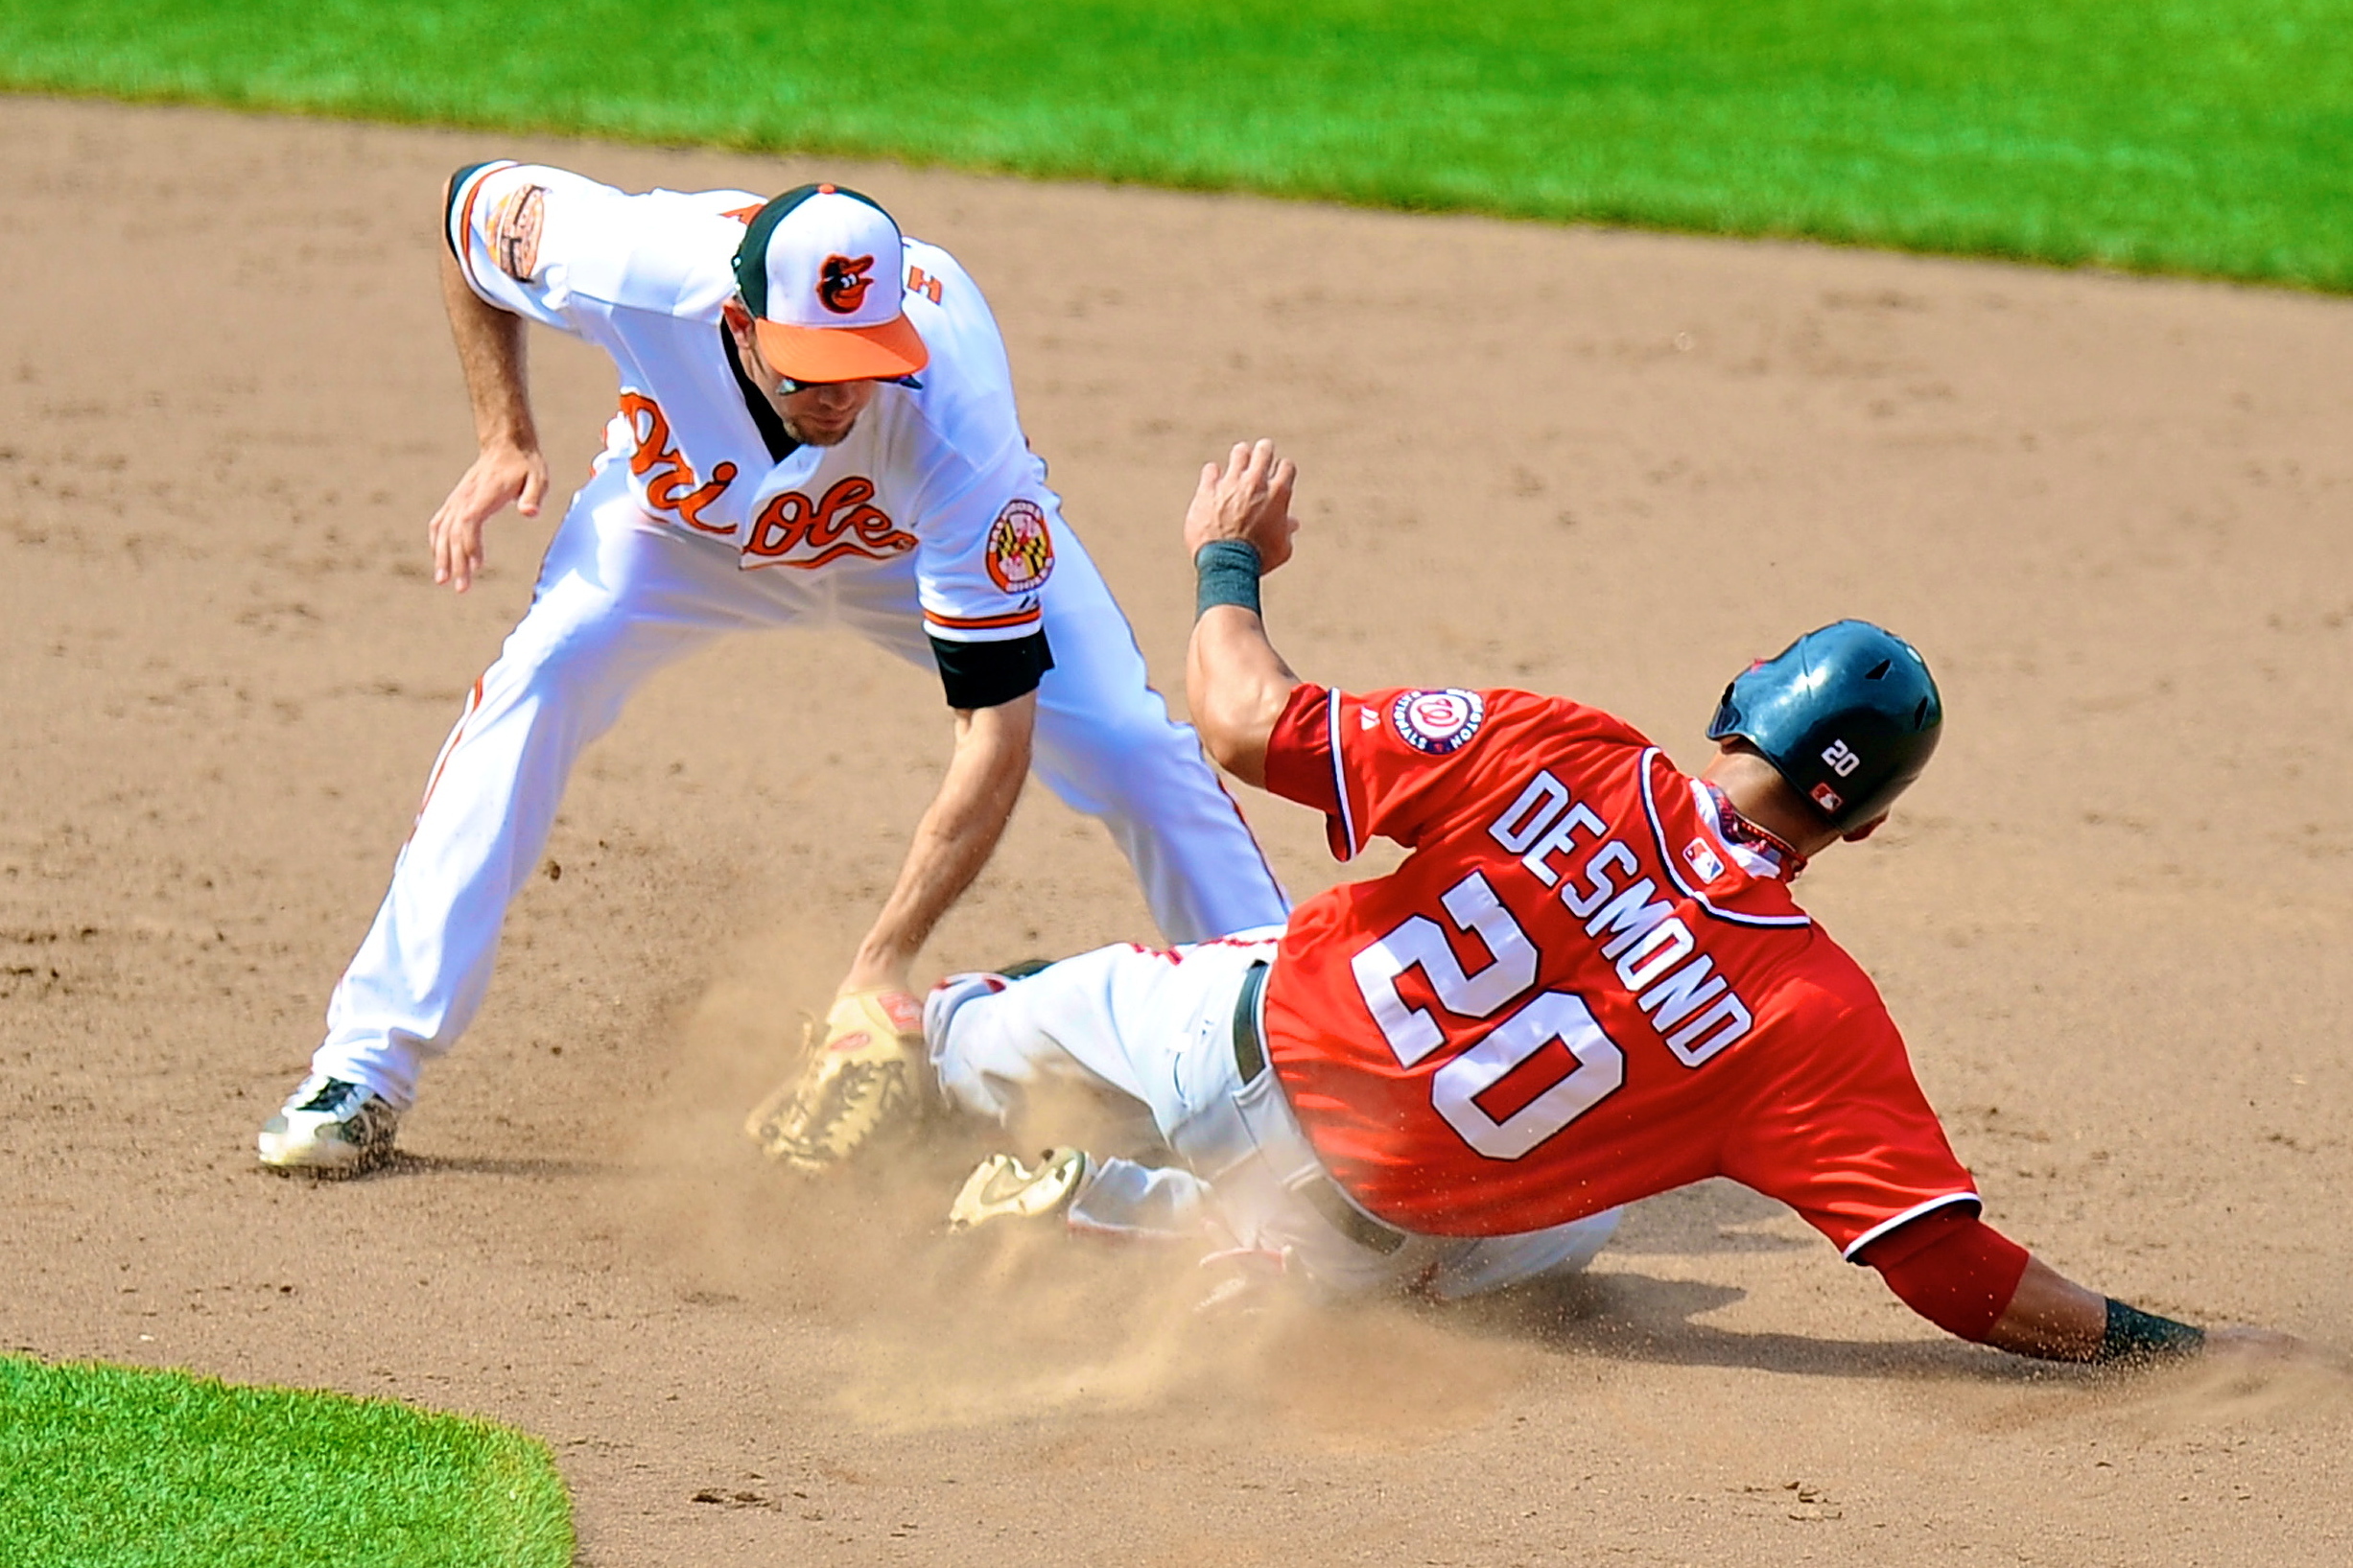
[774,371,924,396]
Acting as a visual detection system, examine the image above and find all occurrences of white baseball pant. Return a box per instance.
[313,459,1287,1106]
[929,930,1621,1299]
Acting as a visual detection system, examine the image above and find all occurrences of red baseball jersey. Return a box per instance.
[1260,683,1978,1256]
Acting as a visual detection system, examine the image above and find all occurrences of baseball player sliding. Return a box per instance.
[905,440,2297,1363]
[256,168,1284,1174]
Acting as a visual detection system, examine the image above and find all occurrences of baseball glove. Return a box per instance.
[744,987,927,1171]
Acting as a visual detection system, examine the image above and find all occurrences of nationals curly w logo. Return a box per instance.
[816,253,876,315]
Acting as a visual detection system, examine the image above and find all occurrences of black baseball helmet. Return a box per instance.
[1706,620,1942,831]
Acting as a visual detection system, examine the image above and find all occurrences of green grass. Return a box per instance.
[0,1356,572,1568]
[2,2,2350,289]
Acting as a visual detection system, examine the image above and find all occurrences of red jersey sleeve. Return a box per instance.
[1263,684,1504,861]
[1717,966,1981,1259]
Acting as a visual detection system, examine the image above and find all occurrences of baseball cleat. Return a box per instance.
[948,1147,1093,1232]
[745,989,927,1171]
[256,1076,400,1175]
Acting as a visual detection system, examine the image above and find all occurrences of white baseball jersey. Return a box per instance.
[306,162,1290,1111]
[447,160,1059,706]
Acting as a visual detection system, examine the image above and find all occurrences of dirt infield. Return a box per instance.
[3,95,2349,1566]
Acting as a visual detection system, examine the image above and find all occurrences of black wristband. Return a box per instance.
[2097,1299,2205,1363]
[1195,539,1262,619]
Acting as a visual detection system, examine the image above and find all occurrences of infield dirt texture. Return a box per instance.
[3,96,2350,1565]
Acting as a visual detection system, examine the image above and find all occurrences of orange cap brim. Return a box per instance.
[752,311,929,383]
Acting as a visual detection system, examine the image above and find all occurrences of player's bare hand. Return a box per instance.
[1185,438,1299,572]
[428,440,548,594]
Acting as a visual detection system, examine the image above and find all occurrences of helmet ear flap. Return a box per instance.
[1706,681,1742,740]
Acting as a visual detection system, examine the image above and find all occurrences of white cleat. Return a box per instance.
[948,1147,1093,1232]
[257,1076,400,1175]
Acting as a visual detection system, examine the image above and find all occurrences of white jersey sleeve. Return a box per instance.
[909,446,1059,645]
[895,242,1061,649]
[443,160,640,336]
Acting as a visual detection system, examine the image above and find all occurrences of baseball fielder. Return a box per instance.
[256,168,1285,1174]
[912,440,2294,1363]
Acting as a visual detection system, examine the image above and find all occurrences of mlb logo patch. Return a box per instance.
[1390,689,1486,755]
[1810,783,1843,814]
[1682,837,1726,883]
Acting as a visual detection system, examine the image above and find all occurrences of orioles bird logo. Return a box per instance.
[817,253,875,315]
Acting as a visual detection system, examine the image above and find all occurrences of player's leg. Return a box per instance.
[926,935,1279,1241]
[933,941,1615,1295]
[948,1148,1213,1243]
[263,467,765,1170]
[922,938,1265,1229]
[1418,1210,1625,1300]
[927,933,1279,1137]
[1027,526,1290,942]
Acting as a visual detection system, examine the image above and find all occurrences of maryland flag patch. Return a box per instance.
[984,499,1054,594]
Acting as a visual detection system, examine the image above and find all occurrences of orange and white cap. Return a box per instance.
[731,183,929,384]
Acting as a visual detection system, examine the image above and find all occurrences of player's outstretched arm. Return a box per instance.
[1184,439,1304,787]
[1981,1254,2305,1363]
[744,693,1036,1170]
[1864,1210,2301,1365]
[430,236,549,594]
[1979,1254,2139,1360]
[838,691,1038,997]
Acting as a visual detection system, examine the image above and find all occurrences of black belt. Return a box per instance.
[1229,961,1407,1257]
[1231,960,1270,1081]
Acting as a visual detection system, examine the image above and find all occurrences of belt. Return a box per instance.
[1231,960,1270,1081]
[1229,960,1407,1257]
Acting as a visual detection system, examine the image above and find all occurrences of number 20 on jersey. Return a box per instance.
[1351,872,1628,1160]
